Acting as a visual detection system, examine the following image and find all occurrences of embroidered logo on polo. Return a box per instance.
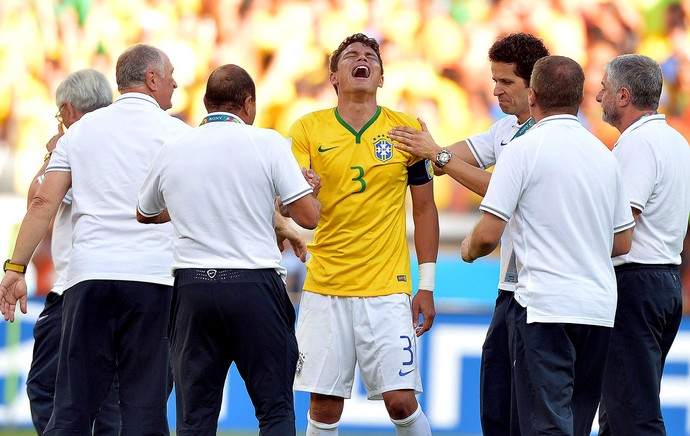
[374,134,393,162]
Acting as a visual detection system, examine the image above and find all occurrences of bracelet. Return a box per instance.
[44,151,52,162]
[418,262,436,292]
[3,259,27,274]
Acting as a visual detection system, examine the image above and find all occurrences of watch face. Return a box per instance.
[437,150,451,166]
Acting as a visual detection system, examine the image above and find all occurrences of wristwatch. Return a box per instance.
[435,149,452,167]
[3,259,27,274]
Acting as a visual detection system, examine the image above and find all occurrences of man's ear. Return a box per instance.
[528,88,536,106]
[145,69,157,91]
[618,87,631,107]
[62,102,80,125]
[242,95,253,116]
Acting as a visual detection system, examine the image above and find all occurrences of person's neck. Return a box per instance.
[516,110,531,124]
[531,106,578,123]
[120,87,152,97]
[336,94,378,131]
[616,109,657,133]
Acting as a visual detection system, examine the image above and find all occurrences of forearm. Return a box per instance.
[413,208,439,265]
[10,203,57,265]
[461,212,505,263]
[274,212,297,241]
[463,232,499,262]
[441,161,491,197]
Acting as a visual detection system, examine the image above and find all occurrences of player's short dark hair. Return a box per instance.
[531,55,584,113]
[489,33,550,86]
[329,33,384,75]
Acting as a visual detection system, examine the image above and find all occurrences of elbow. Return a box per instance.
[302,217,319,230]
[292,214,319,230]
[289,199,321,230]
[299,206,321,230]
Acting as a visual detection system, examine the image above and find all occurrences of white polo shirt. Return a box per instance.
[611,114,690,266]
[480,115,635,327]
[137,112,312,278]
[46,93,192,288]
[466,115,531,291]
[50,191,72,295]
[36,171,72,295]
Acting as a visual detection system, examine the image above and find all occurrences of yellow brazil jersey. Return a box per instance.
[288,106,425,297]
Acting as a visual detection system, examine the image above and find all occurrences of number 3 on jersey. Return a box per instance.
[350,166,367,193]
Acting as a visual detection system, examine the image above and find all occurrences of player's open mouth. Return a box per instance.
[352,66,370,78]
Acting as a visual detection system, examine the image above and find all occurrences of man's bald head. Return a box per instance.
[203,64,256,117]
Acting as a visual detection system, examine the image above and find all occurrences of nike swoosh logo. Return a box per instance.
[399,369,414,377]
[318,145,339,152]
[37,315,49,323]
[500,140,508,146]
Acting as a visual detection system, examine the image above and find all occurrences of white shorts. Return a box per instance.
[294,291,423,400]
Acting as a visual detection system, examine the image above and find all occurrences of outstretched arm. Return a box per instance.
[1,171,71,322]
[460,211,506,263]
[390,118,492,196]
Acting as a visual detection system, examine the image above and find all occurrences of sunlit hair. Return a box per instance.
[489,33,550,86]
[604,54,662,110]
[329,33,383,94]
[116,44,166,91]
[530,56,584,113]
[56,69,112,112]
[204,64,256,113]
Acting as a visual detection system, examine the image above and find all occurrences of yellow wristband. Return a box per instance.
[3,259,27,274]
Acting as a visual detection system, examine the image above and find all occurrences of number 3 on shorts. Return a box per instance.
[400,335,414,366]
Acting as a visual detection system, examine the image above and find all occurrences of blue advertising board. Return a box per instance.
[2,302,689,435]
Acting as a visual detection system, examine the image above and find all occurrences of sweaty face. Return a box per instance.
[331,42,383,95]
[491,62,530,120]
[155,54,177,111]
[596,72,620,127]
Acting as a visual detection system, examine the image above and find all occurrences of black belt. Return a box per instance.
[175,268,249,282]
[614,263,679,273]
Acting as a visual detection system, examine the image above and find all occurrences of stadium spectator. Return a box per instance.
[24,68,120,435]
[596,54,690,436]
[460,55,634,436]
[136,63,321,435]
[0,43,191,434]
[288,33,439,436]
[389,32,549,435]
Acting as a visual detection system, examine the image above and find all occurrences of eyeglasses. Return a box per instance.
[55,104,64,123]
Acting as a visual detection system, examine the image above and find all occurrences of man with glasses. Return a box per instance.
[25,68,120,435]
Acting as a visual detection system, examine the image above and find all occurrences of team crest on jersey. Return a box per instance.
[373,134,393,162]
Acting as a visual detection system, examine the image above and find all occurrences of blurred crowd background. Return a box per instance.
[0,0,689,309]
